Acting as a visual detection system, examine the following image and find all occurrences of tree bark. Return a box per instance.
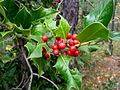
[62,0,79,34]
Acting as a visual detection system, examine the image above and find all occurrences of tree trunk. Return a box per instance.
[62,0,79,34]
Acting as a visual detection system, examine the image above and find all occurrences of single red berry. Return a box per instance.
[44,53,50,58]
[69,46,76,52]
[74,51,80,57]
[52,45,58,50]
[56,37,61,40]
[62,52,67,55]
[66,33,72,39]
[74,40,80,45]
[53,49,60,55]
[72,34,77,40]
[58,43,66,49]
[67,40,74,46]
[55,0,60,3]
[0,54,3,57]
[41,35,48,42]
[67,50,74,56]
[42,47,46,53]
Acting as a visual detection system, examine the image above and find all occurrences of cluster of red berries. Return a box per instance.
[41,33,81,58]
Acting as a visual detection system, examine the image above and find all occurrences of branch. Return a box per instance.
[21,46,33,90]
[33,73,60,90]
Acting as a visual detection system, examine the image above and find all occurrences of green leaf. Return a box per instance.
[1,0,19,22]
[84,0,114,27]
[31,7,59,22]
[13,25,31,36]
[109,31,120,41]
[54,16,71,39]
[28,43,50,59]
[32,58,49,77]
[25,42,36,56]
[0,31,13,37]
[0,54,15,63]
[54,55,82,89]
[77,22,109,43]
[0,5,6,22]
[44,19,57,31]
[78,45,100,54]
[14,7,31,29]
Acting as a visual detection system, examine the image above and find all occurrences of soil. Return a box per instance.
[82,55,120,90]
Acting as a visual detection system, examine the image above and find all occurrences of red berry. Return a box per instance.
[41,35,48,42]
[74,40,80,45]
[58,43,66,49]
[0,54,2,57]
[42,47,46,53]
[56,37,61,40]
[44,53,50,58]
[67,40,74,46]
[67,50,74,56]
[72,34,77,40]
[55,0,60,3]
[74,51,80,57]
[69,46,76,52]
[53,49,60,55]
[52,45,58,50]
[63,52,67,55]
[66,33,72,39]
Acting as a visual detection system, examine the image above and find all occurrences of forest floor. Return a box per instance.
[82,42,120,90]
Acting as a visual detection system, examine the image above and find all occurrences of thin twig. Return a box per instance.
[33,73,60,90]
[21,46,33,90]
[16,72,25,88]
[21,76,31,89]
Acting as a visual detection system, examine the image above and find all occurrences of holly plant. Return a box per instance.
[0,0,119,90]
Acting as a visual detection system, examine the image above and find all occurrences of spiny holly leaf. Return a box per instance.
[31,7,59,22]
[54,55,82,89]
[78,45,100,54]
[14,7,31,29]
[77,22,109,43]
[28,43,50,59]
[44,19,57,31]
[32,58,49,77]
[13,25,31,36]
[54,16,71,39]
[0,5,6,22]
[0,0,19,22]
[84,0,114,27]
[25,42,36,56]
[0,31,13,37]
[109,31,120,41]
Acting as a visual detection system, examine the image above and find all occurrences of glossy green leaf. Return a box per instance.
[77,22,109,43]
[14,7,31,29]
[0,31,13,37]
[13,25,31,36]
[25,42,36,56]
[28,43,50,59]
[0,5,6,21]
[84,0,114,27]
[109,31,120,41]
[78,45,100,54]
[44,19,57,31]
[54,55,82,89]
[31,7,59,22]
[0,0,19,22]
[54,16,71,39]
